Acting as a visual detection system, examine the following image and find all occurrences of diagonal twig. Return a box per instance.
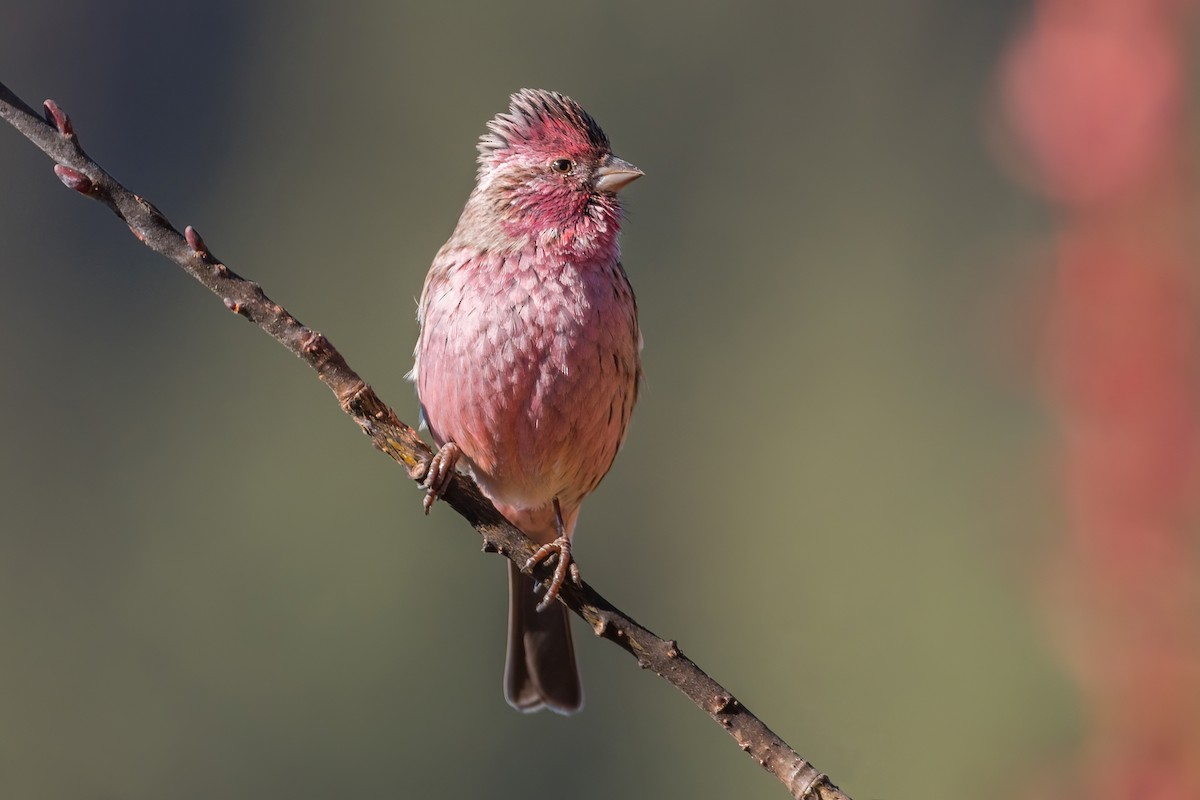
[0,79,851,800]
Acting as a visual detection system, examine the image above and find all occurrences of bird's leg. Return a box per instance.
[420,441,461,514]
[524,498,582,612]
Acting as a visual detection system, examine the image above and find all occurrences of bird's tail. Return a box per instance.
[504,560,583,714]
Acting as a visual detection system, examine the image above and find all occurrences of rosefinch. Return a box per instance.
[410,89,643,714]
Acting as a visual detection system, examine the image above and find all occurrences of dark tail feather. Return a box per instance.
[504,561,583,714]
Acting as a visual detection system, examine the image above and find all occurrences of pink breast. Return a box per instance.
[417,247,639,515]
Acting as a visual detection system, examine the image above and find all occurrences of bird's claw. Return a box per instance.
[421,442,461,514]
[524,536,582,612]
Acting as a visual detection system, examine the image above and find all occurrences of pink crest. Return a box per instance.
[478,89,610,166]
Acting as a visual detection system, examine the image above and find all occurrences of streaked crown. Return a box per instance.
[478,89,610,168]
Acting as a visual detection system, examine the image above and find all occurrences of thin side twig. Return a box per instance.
[0,79,851,800]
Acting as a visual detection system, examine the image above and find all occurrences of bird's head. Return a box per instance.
[473,89,642,246]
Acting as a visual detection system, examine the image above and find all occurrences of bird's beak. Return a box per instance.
[594,156,644,193]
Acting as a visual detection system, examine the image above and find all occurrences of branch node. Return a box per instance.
[665,639,681,658]
[786,764,827,800]
[53,164,92,193]
[185,225,210,258]
[336,379,372,415]
[709,693,739,715]
[42,99,74,138]
[133,194,166,221]
[301,329,327,354]
[481,538,499,553]
[223,297,247,317]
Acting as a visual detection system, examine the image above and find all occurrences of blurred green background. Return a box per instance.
[0,2,1069,798]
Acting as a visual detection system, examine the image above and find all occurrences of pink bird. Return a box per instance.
[411,89,644,714]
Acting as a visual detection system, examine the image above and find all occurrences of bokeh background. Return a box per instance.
[3,1,1199,798]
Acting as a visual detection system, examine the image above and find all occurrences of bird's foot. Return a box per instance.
[524,536,582,612]
[420,442,461,514]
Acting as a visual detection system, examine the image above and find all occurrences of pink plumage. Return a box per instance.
[411,89,643,714]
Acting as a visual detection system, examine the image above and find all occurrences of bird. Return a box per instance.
[410,89,643,714]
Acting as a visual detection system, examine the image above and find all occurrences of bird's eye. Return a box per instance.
[550,158,574,174]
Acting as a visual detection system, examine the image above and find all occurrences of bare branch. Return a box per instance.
[0,79,851,800]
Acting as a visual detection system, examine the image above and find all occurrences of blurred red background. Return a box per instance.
[999,1,1200,797]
